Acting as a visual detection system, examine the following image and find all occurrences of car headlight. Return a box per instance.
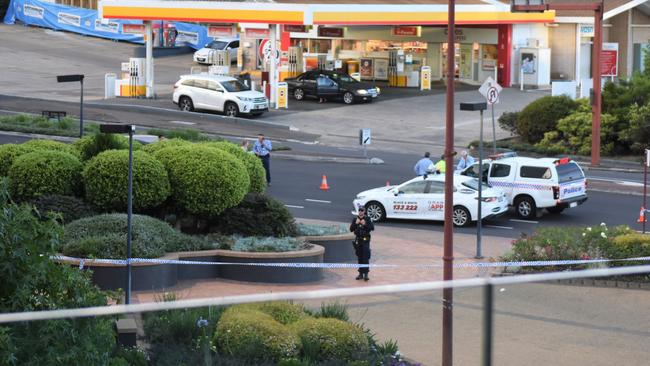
[355,195,366,200]
[375,87,381,94]
[236,96,253,102]
[356,89,368,95]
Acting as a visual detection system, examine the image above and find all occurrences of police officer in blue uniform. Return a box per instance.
[350,207,374,281]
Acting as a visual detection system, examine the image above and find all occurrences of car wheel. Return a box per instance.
[179,97,194,112]
[294,88,305,101]
[343,92,355,105]
[365,201,386,222]
[515,196,537,219]
[547,206,565,214]
[224,102,239,117]
[452,206,471,227]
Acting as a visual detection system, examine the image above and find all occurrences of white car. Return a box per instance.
[193,39,239,64]
[352,174,508,227]
[173,74,268,117]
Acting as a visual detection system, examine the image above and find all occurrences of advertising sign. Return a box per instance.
[245,28,270,39]
[359,58,373,79]
[122,23,145,34]
[95,19,119,33]
[207,25,234,38]
[420,66,431,90]
[318,27,344,38]
[277,82,288,109]
[374,58,389,80]
[601,43,618,77]
[392,26,420,37]
[24,4,44,19]
[57,12,80,27]
[284,24,307,33]
[580,24,595,38]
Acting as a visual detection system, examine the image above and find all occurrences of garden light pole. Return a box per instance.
[56,74,84,138]
[460,102,488,259]
[99,124,136,304]
[443,0,456,365]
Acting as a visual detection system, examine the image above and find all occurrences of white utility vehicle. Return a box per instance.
[193,38,239,64]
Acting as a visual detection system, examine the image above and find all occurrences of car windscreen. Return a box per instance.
[221,80,250,92]
[556,162,584,184]
[207,41,228,50]
[461,179,491,191]
[329,73,357,83]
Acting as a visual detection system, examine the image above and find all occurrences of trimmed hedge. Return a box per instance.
[291,317,370,363]
[63,213,213,258]
[140,138,191,155]
[83,150,170,211]
[0,144,33,177]
[74,133,142,161]
[153,146,249,216]
[215,306,301,362]
[210,193,297,237]
[31,194,95,223]
[23,139,80,158]
[8,150,83,201]
[199,141,267,193]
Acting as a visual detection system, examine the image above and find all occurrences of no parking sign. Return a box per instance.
[479,76,502,105]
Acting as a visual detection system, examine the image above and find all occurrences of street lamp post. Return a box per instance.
[56,74,85,138]
[99,124,136,304]
[460,102,488,259]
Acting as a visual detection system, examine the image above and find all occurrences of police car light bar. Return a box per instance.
[488,151,518,160]
[554,157,570,165]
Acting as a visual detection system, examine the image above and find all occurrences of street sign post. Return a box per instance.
[479,77,502,153]
[644,149,649,233]
[359,128,371,158]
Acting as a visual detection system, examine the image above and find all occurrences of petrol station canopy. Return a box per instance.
[98,0,555,25]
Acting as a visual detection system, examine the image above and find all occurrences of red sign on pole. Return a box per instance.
[245,28,270,39]
[601,43,618,77]
[392,26,421,37]
[284,24,307,33]
[317,27,344,38]
[122,24,145,34]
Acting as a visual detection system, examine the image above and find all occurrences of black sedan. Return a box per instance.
[284,70,381,104]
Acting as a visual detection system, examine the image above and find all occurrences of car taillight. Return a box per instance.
[553,186,560,200]
[584,179,588,188]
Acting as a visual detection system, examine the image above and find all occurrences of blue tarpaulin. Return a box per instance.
[3,0,212,49]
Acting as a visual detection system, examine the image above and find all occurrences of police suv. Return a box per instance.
[459,154,588,219]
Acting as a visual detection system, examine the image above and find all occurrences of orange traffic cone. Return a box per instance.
[320,175,330,190]
[638,207,646,223]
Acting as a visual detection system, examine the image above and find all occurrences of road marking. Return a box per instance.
[484,225,514,230]
[509,219,539,224]
[589,177,644,186]
[285,205,304,209]
[305,199,332,204]
[170,120,196,125]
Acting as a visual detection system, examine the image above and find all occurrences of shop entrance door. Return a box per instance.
[441,43,460,79]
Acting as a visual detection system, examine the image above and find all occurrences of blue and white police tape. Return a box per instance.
[52,255,650,270]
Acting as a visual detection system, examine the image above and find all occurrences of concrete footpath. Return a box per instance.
[133,219,650,366]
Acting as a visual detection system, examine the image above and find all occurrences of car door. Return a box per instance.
[423,181,446,221]
[300,72,317,97]
[227,41,239,63]
[317,75,340,98]
[204,80,227,111]
[488,162,515,203]
[190,79,209,109]
[388,180,431,219]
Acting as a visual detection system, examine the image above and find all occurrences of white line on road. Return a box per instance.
[285,205,305,209]
[589,177,644,186]
[305,199,332,204]
[170,120,196,125]
[509,219,539,224]
[484,225,514,230]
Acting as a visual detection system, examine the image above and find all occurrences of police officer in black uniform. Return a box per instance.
[350,207,374,281]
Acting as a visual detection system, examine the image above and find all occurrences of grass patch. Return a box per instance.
[0,114,99,136]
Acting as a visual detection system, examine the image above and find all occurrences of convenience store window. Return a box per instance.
[309,39,332,54]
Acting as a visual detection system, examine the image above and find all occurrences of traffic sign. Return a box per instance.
[479,76,502,105]
[359,128,371,145]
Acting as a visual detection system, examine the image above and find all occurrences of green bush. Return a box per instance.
[110,347,148,366]
[296,223,348,237]
[291,318,370,362]
[231,236,311,252]
[515,95,580,143]
[498,111,519,135]
[210,193,297,237]
[154,146,249,216]
[312,301,349,322]
[200,141,267,193]
[256,302,308,325]
[83,150,170,211]
[215,306,301,362]
[140,138,192,154]
[0,114,92,137]
[74,133,142,161]
[0,143,33,177]
[147,128,210,141]
[30,194,95,223]
[607,233,650,261]
[63,213,213,258]
[8,150,83,201]
[621,102,650,153]
[22,139,80,158]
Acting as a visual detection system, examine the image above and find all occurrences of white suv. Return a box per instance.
[459,155,588,219]
[173,74,268,117]
[193,38,239,64]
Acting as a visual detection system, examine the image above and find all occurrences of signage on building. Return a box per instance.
[122,24,145,34]
[443,28,466,42]
[245,28,270,39]
[318,27,344,38]
[392,26,421,37]
[284,24,307,33]
[208,25,234,38]
[601,43,618,76]
[579,24,595,38]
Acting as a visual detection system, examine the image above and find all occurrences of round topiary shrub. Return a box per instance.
[83,150,170,212]
[0,144,33,177]
[215,306,301,362]
[153,146,249,216]
[8,150,83,201]
[291,317,370,362]
[199,141,266,193]
[63,213,211,258]
[141,138,191,155]
[22,139,80,159]
[74,133,142,161]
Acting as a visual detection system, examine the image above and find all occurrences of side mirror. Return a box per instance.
[391,188,399,196]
